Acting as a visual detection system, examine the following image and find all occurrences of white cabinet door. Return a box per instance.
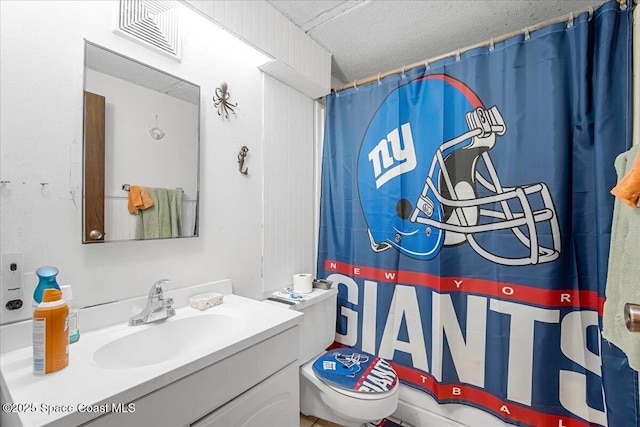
[192,362,299,427]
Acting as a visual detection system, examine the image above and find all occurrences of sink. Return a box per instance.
[0,282,305,427]
[93,313,247,369]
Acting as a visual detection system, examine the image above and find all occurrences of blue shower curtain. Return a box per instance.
[317,1,636,426]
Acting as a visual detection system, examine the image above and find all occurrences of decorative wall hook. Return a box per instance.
[149,115,165,140]
[237,145,249,175]
[213,81,237,119]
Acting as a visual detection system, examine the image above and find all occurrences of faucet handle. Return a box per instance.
[149,279,170,303]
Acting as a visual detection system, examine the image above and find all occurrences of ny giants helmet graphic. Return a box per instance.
[357,74,561,266]
[333,352,369,377]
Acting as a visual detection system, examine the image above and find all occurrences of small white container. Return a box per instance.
[60,285,80,343]
[189,293,224,310]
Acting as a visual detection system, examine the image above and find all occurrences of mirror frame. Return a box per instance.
[82,40,201,244]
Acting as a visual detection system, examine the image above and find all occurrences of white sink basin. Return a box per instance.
[93,313,246,369]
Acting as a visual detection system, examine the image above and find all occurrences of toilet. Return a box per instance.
[264,287,399,426]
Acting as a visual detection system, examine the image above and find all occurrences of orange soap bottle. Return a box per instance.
[33,288,69,375]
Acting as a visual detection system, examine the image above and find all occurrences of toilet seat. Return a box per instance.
[311,349,398,395]
[300,353,400,426]
[322,378,398,400]
[307,349,398,400]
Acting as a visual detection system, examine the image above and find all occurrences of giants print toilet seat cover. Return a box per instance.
[312,349,397,393]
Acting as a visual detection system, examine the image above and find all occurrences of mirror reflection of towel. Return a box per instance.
[127,185,154,214]
[135,188,182,239]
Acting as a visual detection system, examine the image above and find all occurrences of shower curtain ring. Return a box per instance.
[588,6,593,21]
[401,67,406,79]
[567,12,574,29]
[377,73,382,85]
[353,80,359,90]
[455,50,461,62]
[424,60,430,70]
[489,37,495,52]
[524,27,531,40]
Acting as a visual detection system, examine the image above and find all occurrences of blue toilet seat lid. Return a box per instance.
[312,349,398,393]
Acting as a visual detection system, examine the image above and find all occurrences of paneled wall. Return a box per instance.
[183,0,331,98]
[262,75,316,293]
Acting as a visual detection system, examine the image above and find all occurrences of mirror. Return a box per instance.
[82,41,200,243]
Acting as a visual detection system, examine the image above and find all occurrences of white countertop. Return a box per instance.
[0,282,302,427]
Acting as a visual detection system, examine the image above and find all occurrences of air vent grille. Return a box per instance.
[117,0,180,58]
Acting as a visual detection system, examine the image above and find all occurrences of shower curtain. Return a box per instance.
[316,1,637,426]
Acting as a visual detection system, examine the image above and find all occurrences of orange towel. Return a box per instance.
[611,149,640,208]
[127,185,154,214]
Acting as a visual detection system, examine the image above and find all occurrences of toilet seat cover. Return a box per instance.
[312,349,398,393]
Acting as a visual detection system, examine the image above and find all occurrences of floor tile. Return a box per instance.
[300,413,318,427]
[313,418,346,427]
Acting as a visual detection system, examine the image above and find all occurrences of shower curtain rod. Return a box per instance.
[332,0,630,94]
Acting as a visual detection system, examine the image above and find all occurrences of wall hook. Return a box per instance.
[237,145,249,175]
[149,115,165,140]
[213,81,238,119]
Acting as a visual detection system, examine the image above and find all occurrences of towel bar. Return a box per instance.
[121,184,183,193]
[624,303,640,332]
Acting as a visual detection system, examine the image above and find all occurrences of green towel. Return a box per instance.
[168,189,182,237]
[135,188,183,239]
[602,145,640,372]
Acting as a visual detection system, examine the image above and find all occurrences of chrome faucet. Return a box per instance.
[129,279,176,326]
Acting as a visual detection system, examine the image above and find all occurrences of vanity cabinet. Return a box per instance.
[192,363,299,427]
[85,326,299,427]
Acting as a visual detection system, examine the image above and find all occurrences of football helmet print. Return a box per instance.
[357,74,561,266]
[333,352,369,377]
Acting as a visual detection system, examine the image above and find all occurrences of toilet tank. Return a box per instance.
[294,288,338,364]
[265,288,338,365]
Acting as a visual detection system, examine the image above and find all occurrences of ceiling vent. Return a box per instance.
[114,0,181,60]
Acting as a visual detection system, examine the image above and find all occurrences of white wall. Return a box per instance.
[0,0,274,323]
[262,75,316,293]
[85,69,199,198]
